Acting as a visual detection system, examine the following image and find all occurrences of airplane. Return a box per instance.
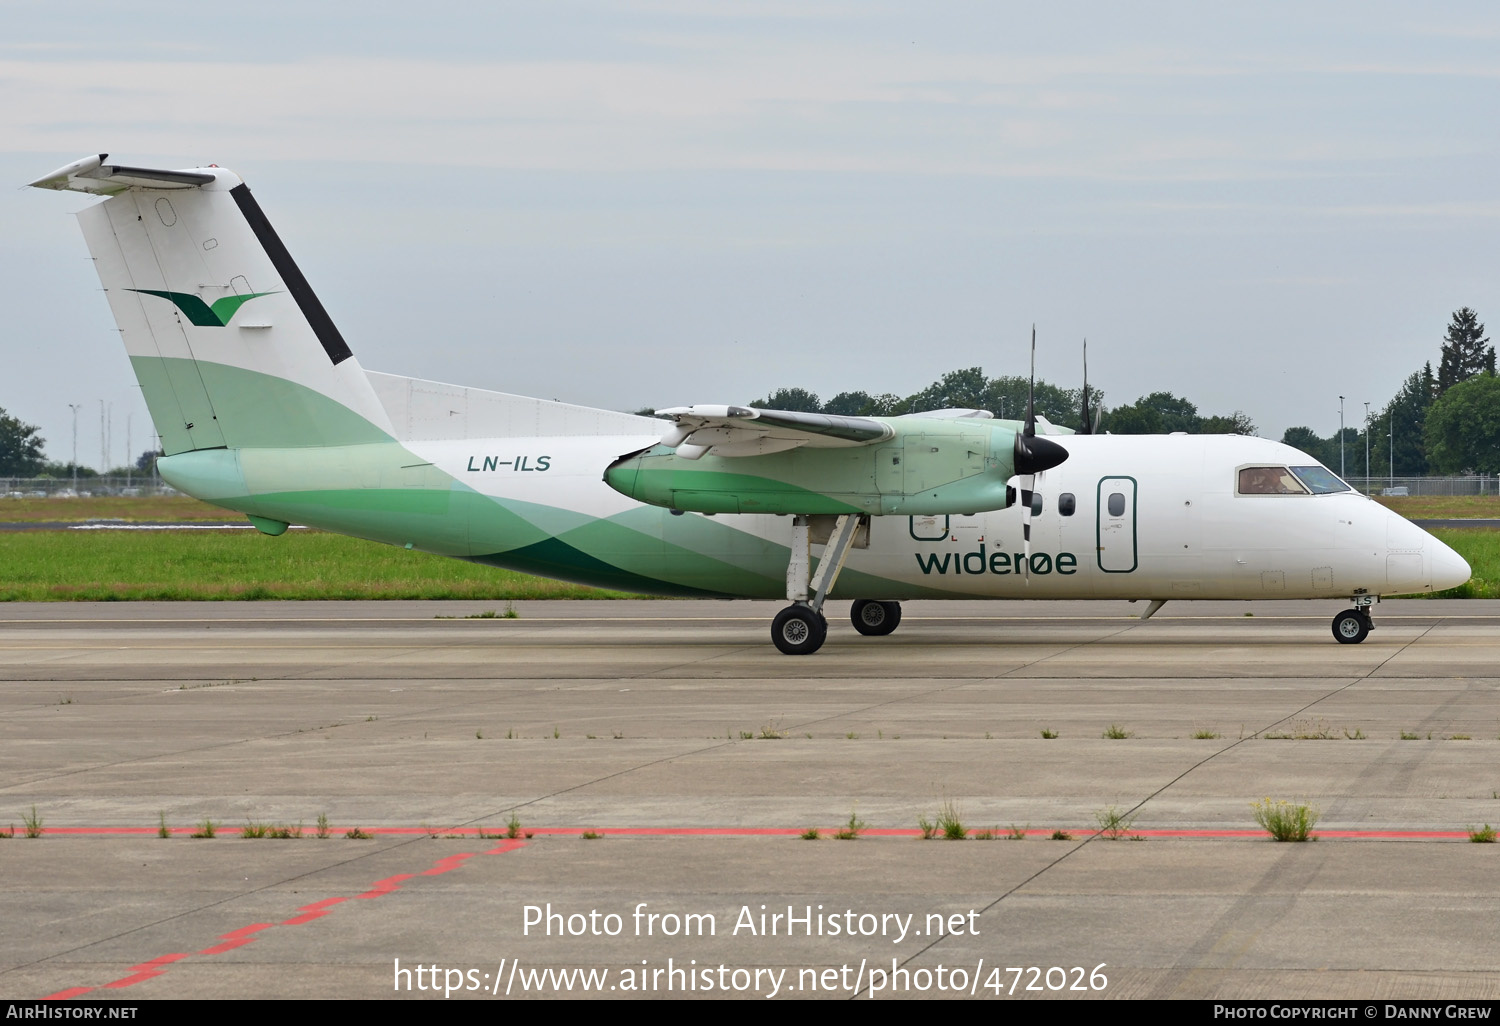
[28,155,1472,654]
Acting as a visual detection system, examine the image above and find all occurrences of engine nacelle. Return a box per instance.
[605,420,1039,515]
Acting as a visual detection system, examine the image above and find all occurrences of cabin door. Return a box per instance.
[1096,476,1138,573]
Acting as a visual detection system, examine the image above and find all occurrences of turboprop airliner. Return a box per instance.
[29,155,1472,654]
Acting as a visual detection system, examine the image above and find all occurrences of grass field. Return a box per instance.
[0,531,639,601]
[1374,496,1500,519]
[1429,528,1499,599]
[0,497,1495,601]
[0,495,226,522]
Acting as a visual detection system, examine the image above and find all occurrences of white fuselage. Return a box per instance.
[402,431,1468,601]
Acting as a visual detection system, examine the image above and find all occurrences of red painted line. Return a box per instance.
[44,842,530,1000]
[282,895,350,924]
[422,852,479,875]
[132,953,190,971]
[23,824,1485,839]
[199,939,253,954]
[522,826,804,836]
[198,922,272,955]
[357,873,415,899]
[484,825,1480,840]
[99,952,191,990]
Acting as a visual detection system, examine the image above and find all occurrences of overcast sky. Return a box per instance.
[7,1,1500,469]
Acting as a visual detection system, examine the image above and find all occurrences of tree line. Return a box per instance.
[1280,307,1498,477]
[748,307,1498,477]
[751,373,1257,437]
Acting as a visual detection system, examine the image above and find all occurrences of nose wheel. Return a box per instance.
[1331,607,1373,644]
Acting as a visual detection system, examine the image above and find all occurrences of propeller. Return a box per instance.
[1013,326,1069,580]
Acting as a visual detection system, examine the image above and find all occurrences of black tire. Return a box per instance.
[772,605,828,655]
[850,599,902,637]
[1331,610,1370,644]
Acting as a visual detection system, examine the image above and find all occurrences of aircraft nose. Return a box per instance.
[1382,512,1471,593]
[1428,534,1472,592]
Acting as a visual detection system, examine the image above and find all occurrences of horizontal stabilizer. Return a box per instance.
[29,153,216,195]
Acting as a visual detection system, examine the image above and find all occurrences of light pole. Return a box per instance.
[1363,401,1370,492]
[1338,396,1345,478]
[1389,411,1394,488]
[67,403,80,492]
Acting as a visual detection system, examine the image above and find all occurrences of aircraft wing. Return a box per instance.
[653,405,894,460]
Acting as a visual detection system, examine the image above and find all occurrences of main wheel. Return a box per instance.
[850,599,902,636]
[772,605,828,655]
[1331,609,1370,644]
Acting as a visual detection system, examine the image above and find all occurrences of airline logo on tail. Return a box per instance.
[128,289,278,327]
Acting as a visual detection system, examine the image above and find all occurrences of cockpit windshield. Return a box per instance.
[1237,467,1307,495]
[1289,465,1353,494]
[1237,465,1353,495]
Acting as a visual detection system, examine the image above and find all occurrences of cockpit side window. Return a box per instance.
[1237,466,1309,495]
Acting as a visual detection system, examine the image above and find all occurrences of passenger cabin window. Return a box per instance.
[1031,492,1043,517]
[1107,492,1126,516]
[1237,467,1308,495]
[1058,493,1076,516]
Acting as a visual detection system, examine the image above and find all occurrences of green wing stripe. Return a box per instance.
[132,289,219,326]
[209,292,276,323]
[129,289,277,326]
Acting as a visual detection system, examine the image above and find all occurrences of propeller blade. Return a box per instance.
[1013,325,1071,582]
[1024,325,1037,438]
[1020,475,1034,581]
[1078,338,1093,436]
[1014,324,1069,474]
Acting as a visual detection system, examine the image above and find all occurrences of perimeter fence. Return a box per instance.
[2,475,174,497]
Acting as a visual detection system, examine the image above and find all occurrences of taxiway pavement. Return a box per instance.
[2,599,1497,1000]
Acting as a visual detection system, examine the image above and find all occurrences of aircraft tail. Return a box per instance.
[30,154,394,455]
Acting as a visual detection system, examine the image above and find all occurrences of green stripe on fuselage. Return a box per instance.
[130,357,392,455]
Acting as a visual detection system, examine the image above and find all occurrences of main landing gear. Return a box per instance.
[772,514,901,654]
[1331,595,1376,645]
[851,598,902,636]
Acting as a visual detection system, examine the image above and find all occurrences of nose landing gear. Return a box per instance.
[1331,595,1376,644]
